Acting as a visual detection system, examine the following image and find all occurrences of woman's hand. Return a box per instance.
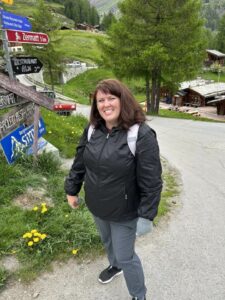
[67,195,79,209]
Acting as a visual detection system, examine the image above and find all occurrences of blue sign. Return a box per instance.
[0,118,46,164]
[0,10,32,31]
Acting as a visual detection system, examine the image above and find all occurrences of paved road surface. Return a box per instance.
[1,116,225,300]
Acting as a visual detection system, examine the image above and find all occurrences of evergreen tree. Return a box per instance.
[99,0,206,114]
[216,14,225,52]
[101,12,117,31]
[64,0,99,25]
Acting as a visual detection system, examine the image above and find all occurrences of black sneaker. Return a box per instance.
[132,297,146,300]
[98,265,123,284]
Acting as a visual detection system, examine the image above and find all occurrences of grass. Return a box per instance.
[57,30,106,64]
[40,109,88,158]
[157,108,224,122]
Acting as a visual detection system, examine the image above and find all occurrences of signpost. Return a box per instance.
[0,0,13,5]
[0,117,46,164]
[0,73,54,110]
[0,89,29,109]
[6,29,49,44]
[0,102,35,138]
[0,10,32,31]
[11,57,43,75]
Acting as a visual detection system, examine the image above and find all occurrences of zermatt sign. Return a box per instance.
[6,29,49,44]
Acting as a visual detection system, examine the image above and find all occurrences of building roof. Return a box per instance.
[180,78,213,90]
[206,49,225,58]
[208,96,225,104]
[188,82,225,98]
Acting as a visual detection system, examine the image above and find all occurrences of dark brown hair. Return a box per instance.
[90,79,146,129]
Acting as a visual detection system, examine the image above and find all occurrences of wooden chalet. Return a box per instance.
[205,49,225,66]
[173,79,225,110]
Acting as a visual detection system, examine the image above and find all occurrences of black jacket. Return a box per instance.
[64,122,162,222]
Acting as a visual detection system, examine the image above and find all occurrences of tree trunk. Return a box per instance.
[156,69,161,113]
[150,69,160,114]
[150,70,157,114]
[145,74,151,112]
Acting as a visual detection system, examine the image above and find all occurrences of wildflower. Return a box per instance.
[32,206,39,211]
[65,214,69,218]
[23,233,29,239]
[41,202,46,206]
[33,232,41,237]
[33,237,40,243]
[41,207,48,214]
[40,234,47,240]
[72,249,79,255]
[27,233,32,238]
[31,229,38,234]
[48,131,52,134]
[28,241,34,247]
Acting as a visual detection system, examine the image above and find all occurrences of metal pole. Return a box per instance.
[0,7,14,79]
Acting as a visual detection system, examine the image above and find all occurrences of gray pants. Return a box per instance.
[94,216,147,299]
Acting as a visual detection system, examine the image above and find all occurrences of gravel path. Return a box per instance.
[1,117,225,300]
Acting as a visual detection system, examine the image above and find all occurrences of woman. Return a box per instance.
[64,79,162,300]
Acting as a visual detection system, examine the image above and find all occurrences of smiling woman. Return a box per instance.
[65,79,162,300]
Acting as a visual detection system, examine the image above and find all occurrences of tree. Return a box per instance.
[64,0,100,26]
[99,0,206,114]
[216,14,225,52]
[101,12,117,31]
[24,0,64,90]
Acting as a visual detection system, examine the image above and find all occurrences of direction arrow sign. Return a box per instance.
[0,0,13,5]
[0,10,32,31]
[6,29,49,45]
[11,57,43,75]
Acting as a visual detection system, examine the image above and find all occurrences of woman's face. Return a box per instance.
[96,90,121,129]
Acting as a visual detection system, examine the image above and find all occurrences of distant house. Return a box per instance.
[205,49,225,66]
[173,78,225,110]
[208,97,225,115]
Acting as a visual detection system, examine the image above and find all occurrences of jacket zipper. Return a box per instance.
[96,132,110,187]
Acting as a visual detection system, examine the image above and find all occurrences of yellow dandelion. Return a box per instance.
[72,249,79,255]
[33,232,41,237]
[41,207,48,214]
[27,233,32,238]
[41,202,46,206]
[31,229,38,234]
[28,241,34,246]
[22,233,29,239]
[33,237,40,243]
[32,206,39,211]
[40,234,47,240]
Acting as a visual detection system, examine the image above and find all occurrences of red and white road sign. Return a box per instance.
[6,29,49,45]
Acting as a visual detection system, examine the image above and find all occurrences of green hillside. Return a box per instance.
[57,30,105,64]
